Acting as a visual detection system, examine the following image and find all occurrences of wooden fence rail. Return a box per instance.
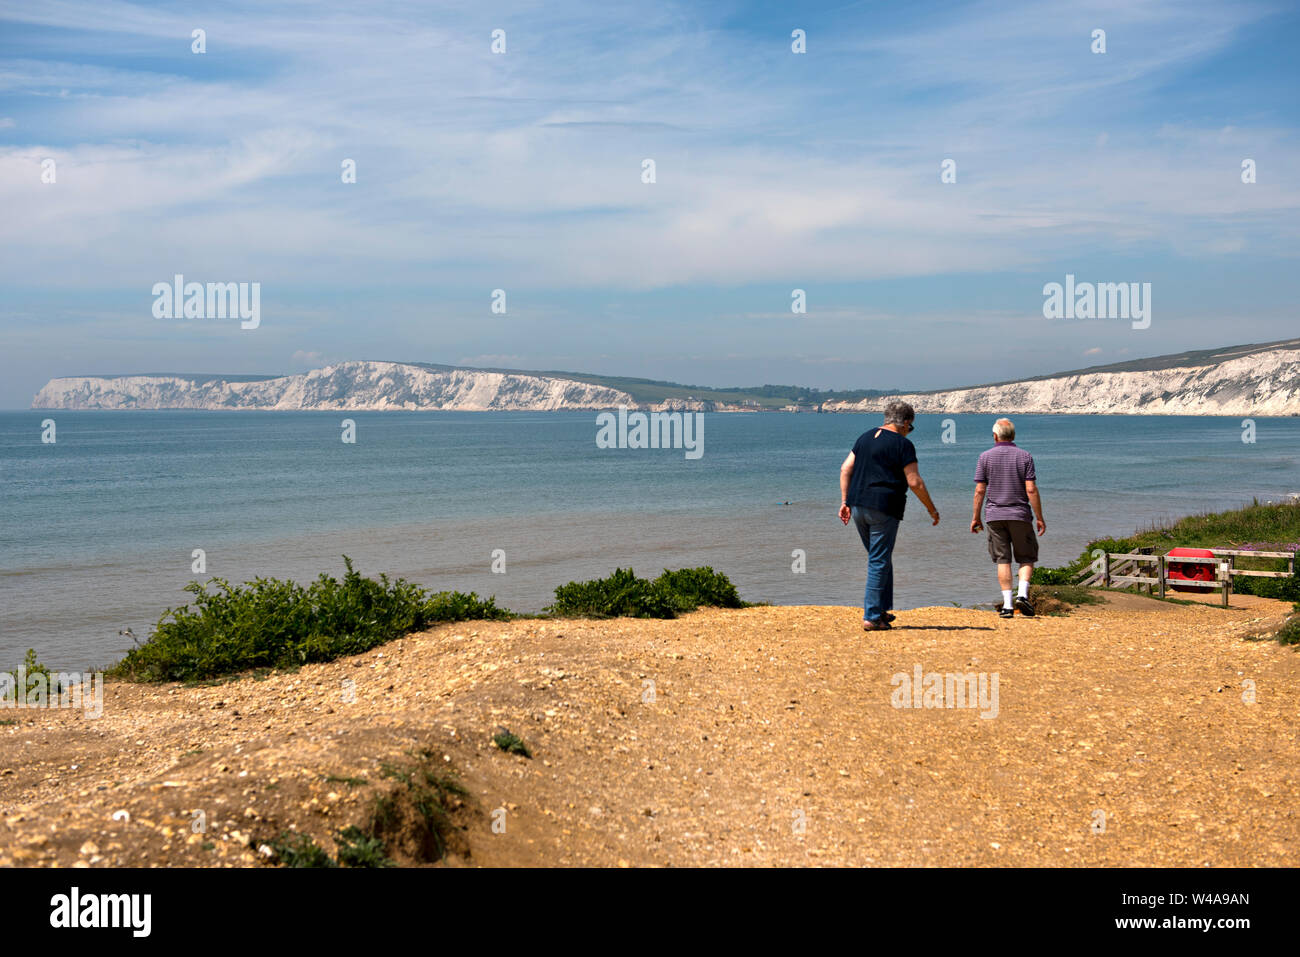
[1074,548,1297,607]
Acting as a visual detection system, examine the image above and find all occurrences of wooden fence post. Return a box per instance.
[1220,561,1230,608]
[1157,555,1166,599]
[1102,552,1111,589]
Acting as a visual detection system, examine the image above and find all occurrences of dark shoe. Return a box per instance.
[998,606,1014,619]
[1015,596,1035,617]
[862,618,892,631]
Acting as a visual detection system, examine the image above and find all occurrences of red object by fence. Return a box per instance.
[1167,547,1215,592]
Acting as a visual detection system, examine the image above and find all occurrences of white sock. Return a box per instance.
[1018,580,1030,599]
[1002,589,1013,609]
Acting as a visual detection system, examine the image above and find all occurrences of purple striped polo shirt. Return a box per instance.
[974,442,1036,523]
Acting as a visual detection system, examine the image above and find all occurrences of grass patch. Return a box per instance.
[335,825,394,868]
[267,752,468,868]
[268,831,336,868]
[371,751,470,863]
[324,774,368,787]
[108,556,512,683]
[546,566,747,618]
[1026,584,1105,616]
[268,825,395,868]
[492,730,532,758]
[1275,605,1300,646]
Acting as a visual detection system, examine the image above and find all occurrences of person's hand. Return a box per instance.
[839,503,851,525]
[929,508,940,526]
[1036,517,1046,536]
[970,518,983,533]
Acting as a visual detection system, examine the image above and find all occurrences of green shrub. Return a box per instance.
[1276,604,1300,646]
[374,753,469,862]
[1029,566,1076,586]
[654,566,745,611]
[8,648,50,679]
[1026,584,1105,615]
[423,590,510,622]
[269,831,336,868]
[546,567,678,618]
[335,825,394,868]
[2,649,72,699]
[545,566,747,619]
[1234,574,1300,603]
[109,557,513,683]
[493,730,532,758]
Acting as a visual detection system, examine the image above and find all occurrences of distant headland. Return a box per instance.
[31,338,1300,415]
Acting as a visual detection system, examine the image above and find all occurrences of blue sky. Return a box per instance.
[1,0,1297,407]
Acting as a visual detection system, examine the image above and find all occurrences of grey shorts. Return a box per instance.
[986,520,1038,564]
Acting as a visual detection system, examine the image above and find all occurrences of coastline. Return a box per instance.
[27,339,1300,415]
[22,406,1300,416]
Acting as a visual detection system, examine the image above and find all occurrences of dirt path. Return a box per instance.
[3,593,1298,867]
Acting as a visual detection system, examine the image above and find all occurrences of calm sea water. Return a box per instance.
[3,410,1298,669]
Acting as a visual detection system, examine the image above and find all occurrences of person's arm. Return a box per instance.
[971,481,987,533]
[1026,479,1045,535]
[838,452,855,525]
[903,462,939,525]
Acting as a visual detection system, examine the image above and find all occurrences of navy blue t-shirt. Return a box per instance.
[846,427,918,519]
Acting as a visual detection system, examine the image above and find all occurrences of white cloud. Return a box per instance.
[0,1,1294,290]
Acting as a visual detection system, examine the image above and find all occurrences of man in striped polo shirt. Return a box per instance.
[970,418,1046,618]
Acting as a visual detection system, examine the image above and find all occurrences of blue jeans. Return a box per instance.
[851,506,900,622]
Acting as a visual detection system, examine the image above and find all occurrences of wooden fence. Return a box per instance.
[1074,548,1297,607]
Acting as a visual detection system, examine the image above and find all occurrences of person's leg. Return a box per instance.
[1012,521,1039,614]
[989,521,1015,609]
[882,547,894,613]
[871,509,899,613]
[851,507,880,621]
[864,508,899,622]
[997,562,1013,608]
[1018,563,1033,597]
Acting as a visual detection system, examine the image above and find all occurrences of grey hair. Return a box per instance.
[993,418,1015,440]
[883,400,915,427]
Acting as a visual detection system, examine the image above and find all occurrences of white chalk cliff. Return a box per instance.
[825,341,1300,416]
[32,361,635,411]
[31,340,1300,414]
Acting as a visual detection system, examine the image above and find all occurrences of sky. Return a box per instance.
[1,0,1298,408]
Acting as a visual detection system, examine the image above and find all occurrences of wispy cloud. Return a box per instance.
[0,0,1297,403]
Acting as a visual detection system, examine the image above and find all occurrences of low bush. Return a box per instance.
[546,566,747,618]
[493,730,532,758]
[109,557,510,683]
[1026,584,1105,616]
[1276,604,1300,646]
[268,831,336,868]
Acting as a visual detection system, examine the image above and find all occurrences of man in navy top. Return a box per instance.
[970,418,1047,618]
[839,400,940,631]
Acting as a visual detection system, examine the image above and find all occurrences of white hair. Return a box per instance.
[883,400,915,427]
[993,418,1015,440]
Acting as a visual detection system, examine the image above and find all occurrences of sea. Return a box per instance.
[3,410,1298,669]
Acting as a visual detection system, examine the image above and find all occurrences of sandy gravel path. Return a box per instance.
[2,592,1297,867]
